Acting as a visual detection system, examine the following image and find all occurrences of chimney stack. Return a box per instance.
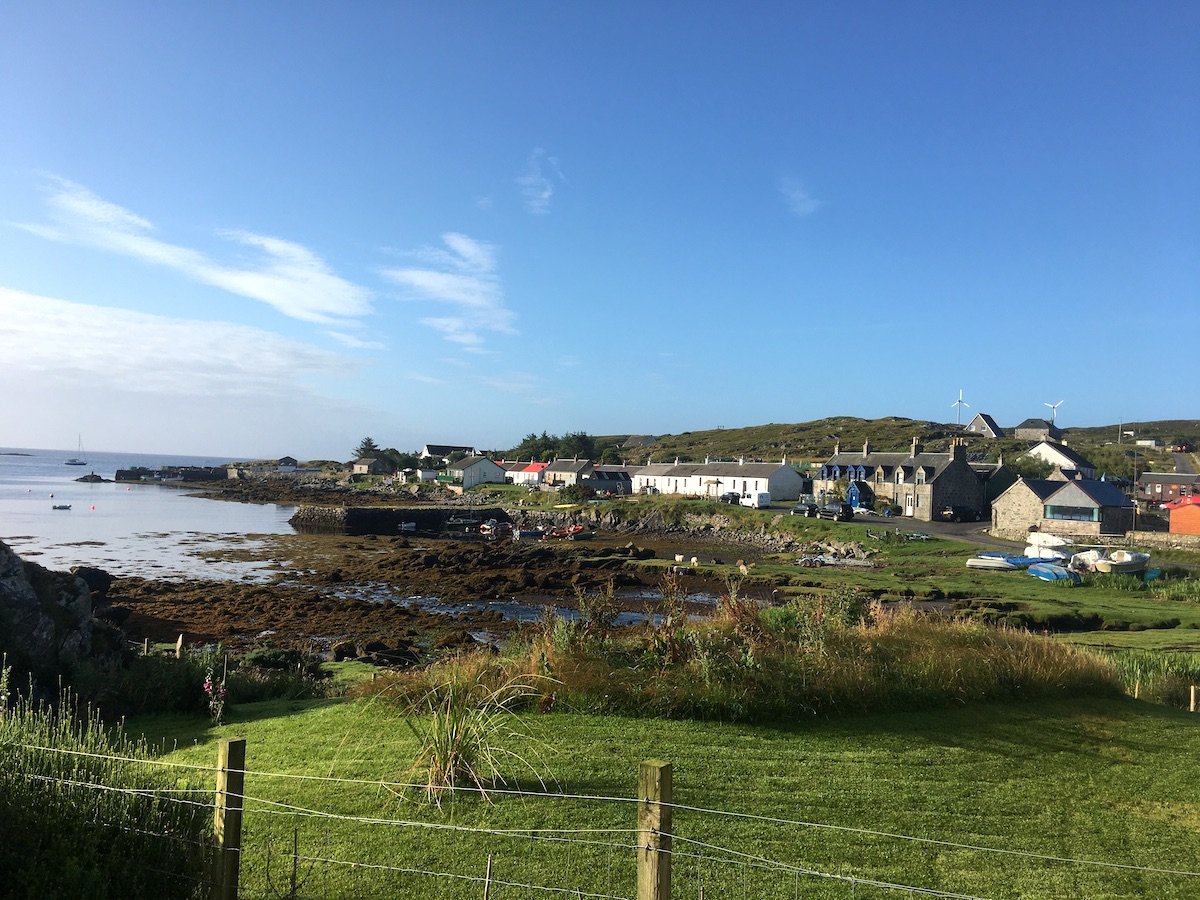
[863,440,870,458]
[911,436,921,457]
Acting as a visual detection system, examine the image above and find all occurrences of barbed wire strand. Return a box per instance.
[274,851,633,900]
[668,837,992,900]
[17,743,1200,879]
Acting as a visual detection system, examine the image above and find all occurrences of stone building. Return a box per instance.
[813,438,987,521]
[991,473,1135,540]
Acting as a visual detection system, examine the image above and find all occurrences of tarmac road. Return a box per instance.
[835,508,1017,550]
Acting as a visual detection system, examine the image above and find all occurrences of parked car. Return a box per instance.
[936,505,980,523]
[790,502,819,517]
[817,502,854,521]
[719,491,742,504]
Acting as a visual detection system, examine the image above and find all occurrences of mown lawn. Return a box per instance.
[136,694,1200,899]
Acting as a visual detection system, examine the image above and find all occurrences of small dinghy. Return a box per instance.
[1028,563,1081,584]
[967,556,1017,571]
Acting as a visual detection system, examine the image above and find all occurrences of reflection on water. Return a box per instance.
[0,476,295,580]
[323,581,720,627]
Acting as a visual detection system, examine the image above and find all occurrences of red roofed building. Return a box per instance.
[1167,496,1200,536]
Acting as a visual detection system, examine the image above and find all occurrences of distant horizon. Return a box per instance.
[3,410,1194,464]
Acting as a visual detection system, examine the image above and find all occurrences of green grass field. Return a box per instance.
[135,693,1200,900]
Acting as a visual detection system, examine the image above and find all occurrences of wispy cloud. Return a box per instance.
[779,176,821,218]
[379,232,516,350]
[517,148,564,215]
[0,287,356,396]
[476,369,555,404]
[16,178,373,325]
[327,331,388,351]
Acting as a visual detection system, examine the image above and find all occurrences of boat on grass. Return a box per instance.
[1068,549,1105,573]
[1028,563,1081,585]
[967,556,1017,571]
[1093,549,1150,575]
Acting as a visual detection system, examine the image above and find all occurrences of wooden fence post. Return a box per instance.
[637,760,672,900]
[212,738,246,900]
[1191,685,1197,713]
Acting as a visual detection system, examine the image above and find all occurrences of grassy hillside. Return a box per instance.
[594,416,1200,474]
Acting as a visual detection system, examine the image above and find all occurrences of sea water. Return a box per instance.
[0,447,295,580]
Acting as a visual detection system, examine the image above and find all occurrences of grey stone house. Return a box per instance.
[991,473,1135,540]
[1013,418,1061,442]
[813,438,986,521]
[542,458,594,487]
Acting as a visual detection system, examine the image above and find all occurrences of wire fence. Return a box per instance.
[12,742,1200,900]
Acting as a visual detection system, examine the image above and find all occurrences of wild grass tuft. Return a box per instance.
[362,654,552,805]
[0,656,212,898]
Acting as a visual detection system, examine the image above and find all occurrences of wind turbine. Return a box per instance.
[1044,400,1064,423]
[951,389,969,426]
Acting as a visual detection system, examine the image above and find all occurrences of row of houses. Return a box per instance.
[426,455,811,500]
[346,430,1198,537]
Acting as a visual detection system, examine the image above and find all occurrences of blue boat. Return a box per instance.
[1028,563,1080,584]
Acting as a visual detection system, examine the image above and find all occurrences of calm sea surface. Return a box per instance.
[0,447,295,580]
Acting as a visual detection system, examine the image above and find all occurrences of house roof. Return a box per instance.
[422,444,477,457]
[821,450,958,481]
[966,413,1004,436]
[1026,440,1096,469]
[1048,479,1134,509]
[1003,477,1064,503]
[451,456,502,471]
[1138,472,1200,486]
[544,458,594,474]
[1166,495,1200,509]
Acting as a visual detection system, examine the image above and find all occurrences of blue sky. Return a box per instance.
[1,2,1197,460]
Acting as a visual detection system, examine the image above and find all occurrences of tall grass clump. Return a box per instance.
[501,582,1127,723]
[0,657,212,899]
[361,653,551,805]
[1150,575,1200,602]
[1106,649,1200,707]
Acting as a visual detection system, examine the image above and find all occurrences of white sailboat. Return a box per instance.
[64,436,87,466]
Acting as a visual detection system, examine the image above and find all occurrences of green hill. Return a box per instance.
[589,417,1200,477]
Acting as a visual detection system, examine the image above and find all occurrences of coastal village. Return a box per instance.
[113,413,1200,545]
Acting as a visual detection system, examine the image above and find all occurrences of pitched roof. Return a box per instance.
[1015,418,1056,431]
[451,456,502,470]
[966,413,1004,436]
[1006,477,1063,502]
[1027,440,1096,469]
[544,458,593,473]
[1048,479,1134,509]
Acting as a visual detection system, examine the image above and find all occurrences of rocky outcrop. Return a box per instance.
[0,541,120,674]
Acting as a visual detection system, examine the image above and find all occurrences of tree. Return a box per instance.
[353,437,381,460]
[560,431,596,461]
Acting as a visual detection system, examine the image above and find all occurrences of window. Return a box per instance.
[1045,505,1099,522]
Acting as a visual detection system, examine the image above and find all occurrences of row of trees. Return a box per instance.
[350,431,627,474]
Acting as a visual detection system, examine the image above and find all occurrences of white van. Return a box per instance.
[739,492,771,509]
